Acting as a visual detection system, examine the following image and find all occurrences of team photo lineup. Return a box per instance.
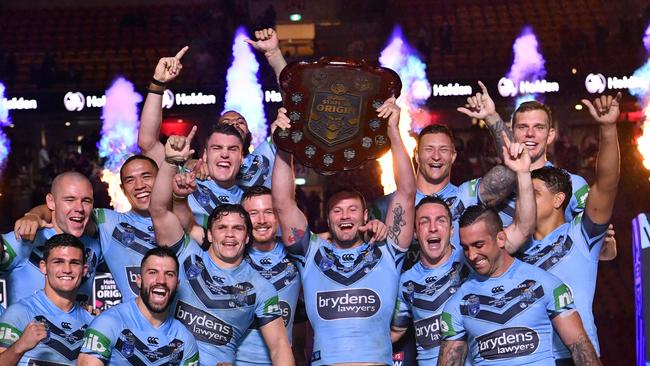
[0,3,647,365]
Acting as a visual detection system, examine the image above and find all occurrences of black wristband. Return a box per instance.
[151,78,166,87]
[147,88,164,95]
[165,156,187,166]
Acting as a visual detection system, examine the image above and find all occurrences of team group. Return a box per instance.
[0,28,619,366]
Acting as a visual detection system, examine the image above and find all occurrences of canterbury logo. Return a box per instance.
[61,322,72,330]
[147,336,159,345]
[341,254,355,261]
[260,258,272,265]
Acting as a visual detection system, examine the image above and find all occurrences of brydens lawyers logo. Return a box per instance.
[316,288,380,320]
[476,327,539,360]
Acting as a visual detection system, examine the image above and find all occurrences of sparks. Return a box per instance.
[378,26,430,194]
[98,77,142,212]
[224,26,266,149]
[0,82,10,178]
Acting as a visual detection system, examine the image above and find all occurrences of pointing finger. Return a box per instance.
[175,46,189,60]
[186,125,198,143]
[478,80,489,96]
[500,130,511,148]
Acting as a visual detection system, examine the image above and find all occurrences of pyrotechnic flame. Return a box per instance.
[224,26,266,148]
[508,27,546,108]
[633,22,650,175]
[378,27,430,194]
[98,77,142,212]
[0,82,10,178]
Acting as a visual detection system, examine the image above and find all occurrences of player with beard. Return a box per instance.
[515,94,621,364]
[138,28,287,191]
[439,206,600,366]
[0,234,93,366]
[272,98,416,365]
[1,172,101,307]
[14,155,170,303]
[235,185,303,365]
[391,135,536,364]
[148,127,294,364]
[78,246,199,365]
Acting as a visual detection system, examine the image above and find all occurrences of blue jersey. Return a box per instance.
[393,248,470,364]
[94,208,182,303]
[172,237,281,364]
[288,230,406,365]
[0,290,93,365]
[238,139,276,190]
[441,259,575,365]
[472,162,589,226]
[236,241,301,365]
[188,180,243,228]
[80,298,199,365]
[1,228,101,306]
[516,212,607,359]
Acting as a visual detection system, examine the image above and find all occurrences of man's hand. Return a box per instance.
[581,92,622,125]
[14,321,48,353]
[152,46,189,83]
[456,81,497,121]
[164,126,197,162]
[501,131,531,173]
[359,219,388,243]
[244,28,280,56]
[184,159,210,181]
[14,214,53,241]
[377,97,400,129]
[173,168,199,198]
[271,107,292,135]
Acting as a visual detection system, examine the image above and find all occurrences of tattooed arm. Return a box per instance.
[553,311,602,365]
[271,110,309,247]
[437,340,468,366]
[381,98,416,250]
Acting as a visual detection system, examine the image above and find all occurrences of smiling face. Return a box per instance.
[459,220,507,277]
[416,132,457,186]
[205,132,243,187]
[46,174,94,237]
[416,202,453,267]
[137,255,178,314]
[513,109,555,166]
[120,159,157,215]
[327,191,368,248]
[40,246,87,295]
[208,212,250,266]
[241,194,277,246]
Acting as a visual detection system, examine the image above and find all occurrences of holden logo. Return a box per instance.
[162,89,174,109]
[64,91,85,111]
[497,77,517,97]
[585,73,606,94]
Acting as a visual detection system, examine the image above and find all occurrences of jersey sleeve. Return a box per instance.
[392,279,413,329]
[543,273,575,319]
[0,233,28,272]
[440,292,466,341]
[285,228,315,263]
[572,212,608,260]
[254,280,282,328]
[454,179,480,220]
[80,311,118,361]
[567,174,589,220]
[0,302,30,348]
[93,208,119,258]
[382,239,407,270]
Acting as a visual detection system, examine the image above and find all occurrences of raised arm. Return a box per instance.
[138,46,189,167]
[553,311,602,365]
[501,132,535,253]
[150,126,196,246]
[457,81,517,206]
[171,167,206,243]
[271,109,308,247]
[581,93,621,224]
[259,318,295,366]
[245,28,287,84]
[380,98,415,249]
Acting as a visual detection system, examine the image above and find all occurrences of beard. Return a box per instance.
[140,283,176,314]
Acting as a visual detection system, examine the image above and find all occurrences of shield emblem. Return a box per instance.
[275,58,401,175]
[466,294,480,317]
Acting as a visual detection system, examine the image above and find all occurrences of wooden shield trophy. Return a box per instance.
[273,58,402,175]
